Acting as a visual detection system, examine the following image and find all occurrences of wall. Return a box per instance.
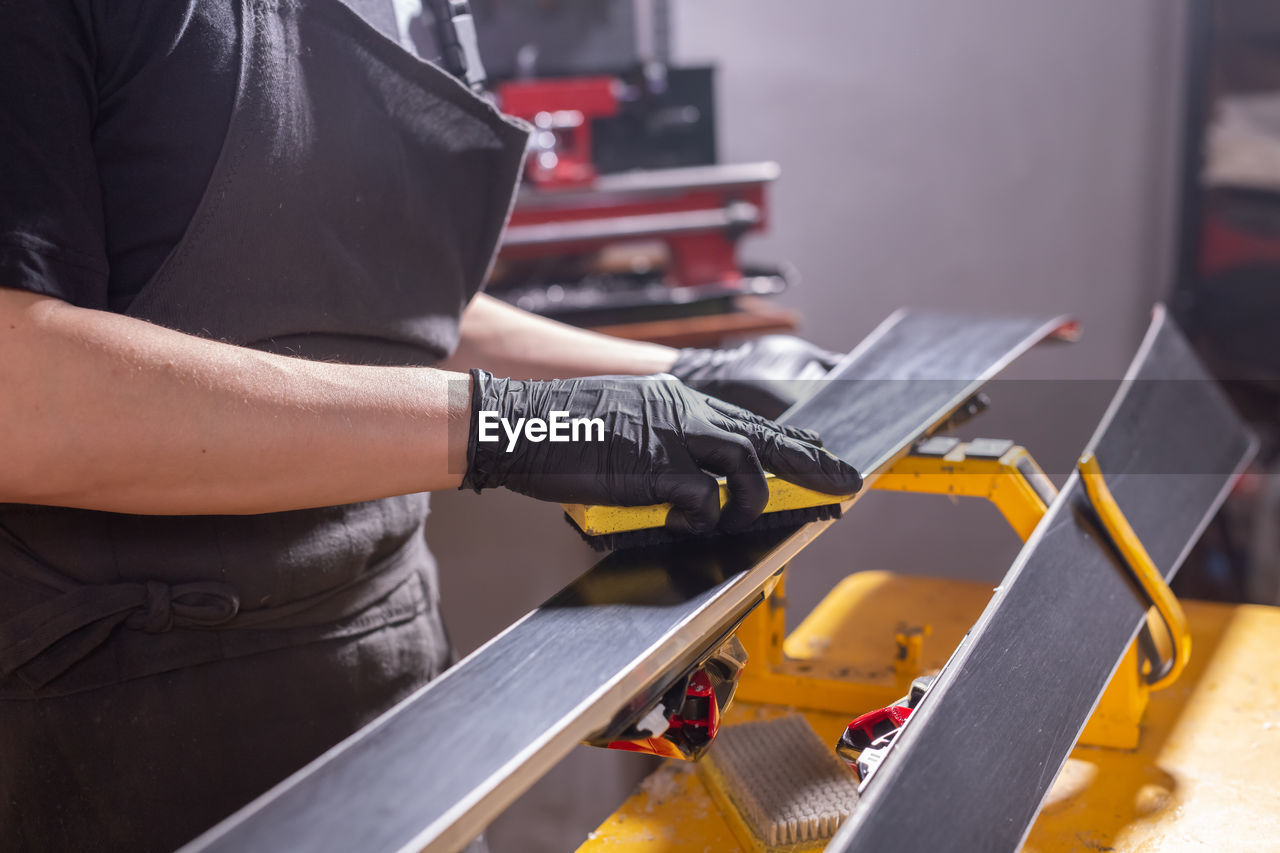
[427,2,1188,849]
[670,0,1188,618]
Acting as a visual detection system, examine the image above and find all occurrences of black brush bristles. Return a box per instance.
[567,503,844,553]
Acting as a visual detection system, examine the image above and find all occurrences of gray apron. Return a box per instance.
[0,0,527,849]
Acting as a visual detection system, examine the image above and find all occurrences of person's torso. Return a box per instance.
[0,0,529,697]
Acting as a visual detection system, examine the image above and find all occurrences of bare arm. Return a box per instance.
[0,288,470,515]
[438,293,678,379]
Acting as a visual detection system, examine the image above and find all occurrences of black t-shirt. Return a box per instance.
[0,0,402,313]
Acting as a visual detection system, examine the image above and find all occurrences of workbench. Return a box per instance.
[580,573,1280,852]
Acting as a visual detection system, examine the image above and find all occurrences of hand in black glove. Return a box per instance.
[461,370,861,535]
[668,335,843,420]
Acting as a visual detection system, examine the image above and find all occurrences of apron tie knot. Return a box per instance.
[124,581,240,634]
[1,579,241,688]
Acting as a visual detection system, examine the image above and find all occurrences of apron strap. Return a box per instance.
[0,525,422,691]
[0,580,239,688]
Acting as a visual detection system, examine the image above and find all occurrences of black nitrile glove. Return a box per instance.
[669,335,844,419]
[461,370,862,535]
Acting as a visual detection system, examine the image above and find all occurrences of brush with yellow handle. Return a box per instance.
[563,472,855,552]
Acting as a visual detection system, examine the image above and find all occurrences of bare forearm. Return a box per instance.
[0,289,469,514]
[439,293,677,379]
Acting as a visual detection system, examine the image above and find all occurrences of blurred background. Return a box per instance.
[411,1,1280,848]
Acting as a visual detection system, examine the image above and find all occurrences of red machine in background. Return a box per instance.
[489,75,796,340]
[497,158,782,292]
[488,157,795,341]
[497,76,621,187]
[420,0,799,342]
[480,42,797,340]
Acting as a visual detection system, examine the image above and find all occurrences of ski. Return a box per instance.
[828,306,1255,852]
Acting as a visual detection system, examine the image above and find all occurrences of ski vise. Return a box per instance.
[732,438,1190,751]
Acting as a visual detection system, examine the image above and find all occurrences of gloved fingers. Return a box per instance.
[701,395,823,446]
[755,335,842,373]
[683,431,770,532]
[748,430,863,497]
[654,461,724,536]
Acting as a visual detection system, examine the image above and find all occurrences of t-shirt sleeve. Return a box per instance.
[0,0,109,308]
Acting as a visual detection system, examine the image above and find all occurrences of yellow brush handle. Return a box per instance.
[1078,453,1190,691]
[564,473,852,537]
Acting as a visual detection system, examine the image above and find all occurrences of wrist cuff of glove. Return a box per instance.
[460,368,499,493]
[669,345,744,385]
[668,347,711,383]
